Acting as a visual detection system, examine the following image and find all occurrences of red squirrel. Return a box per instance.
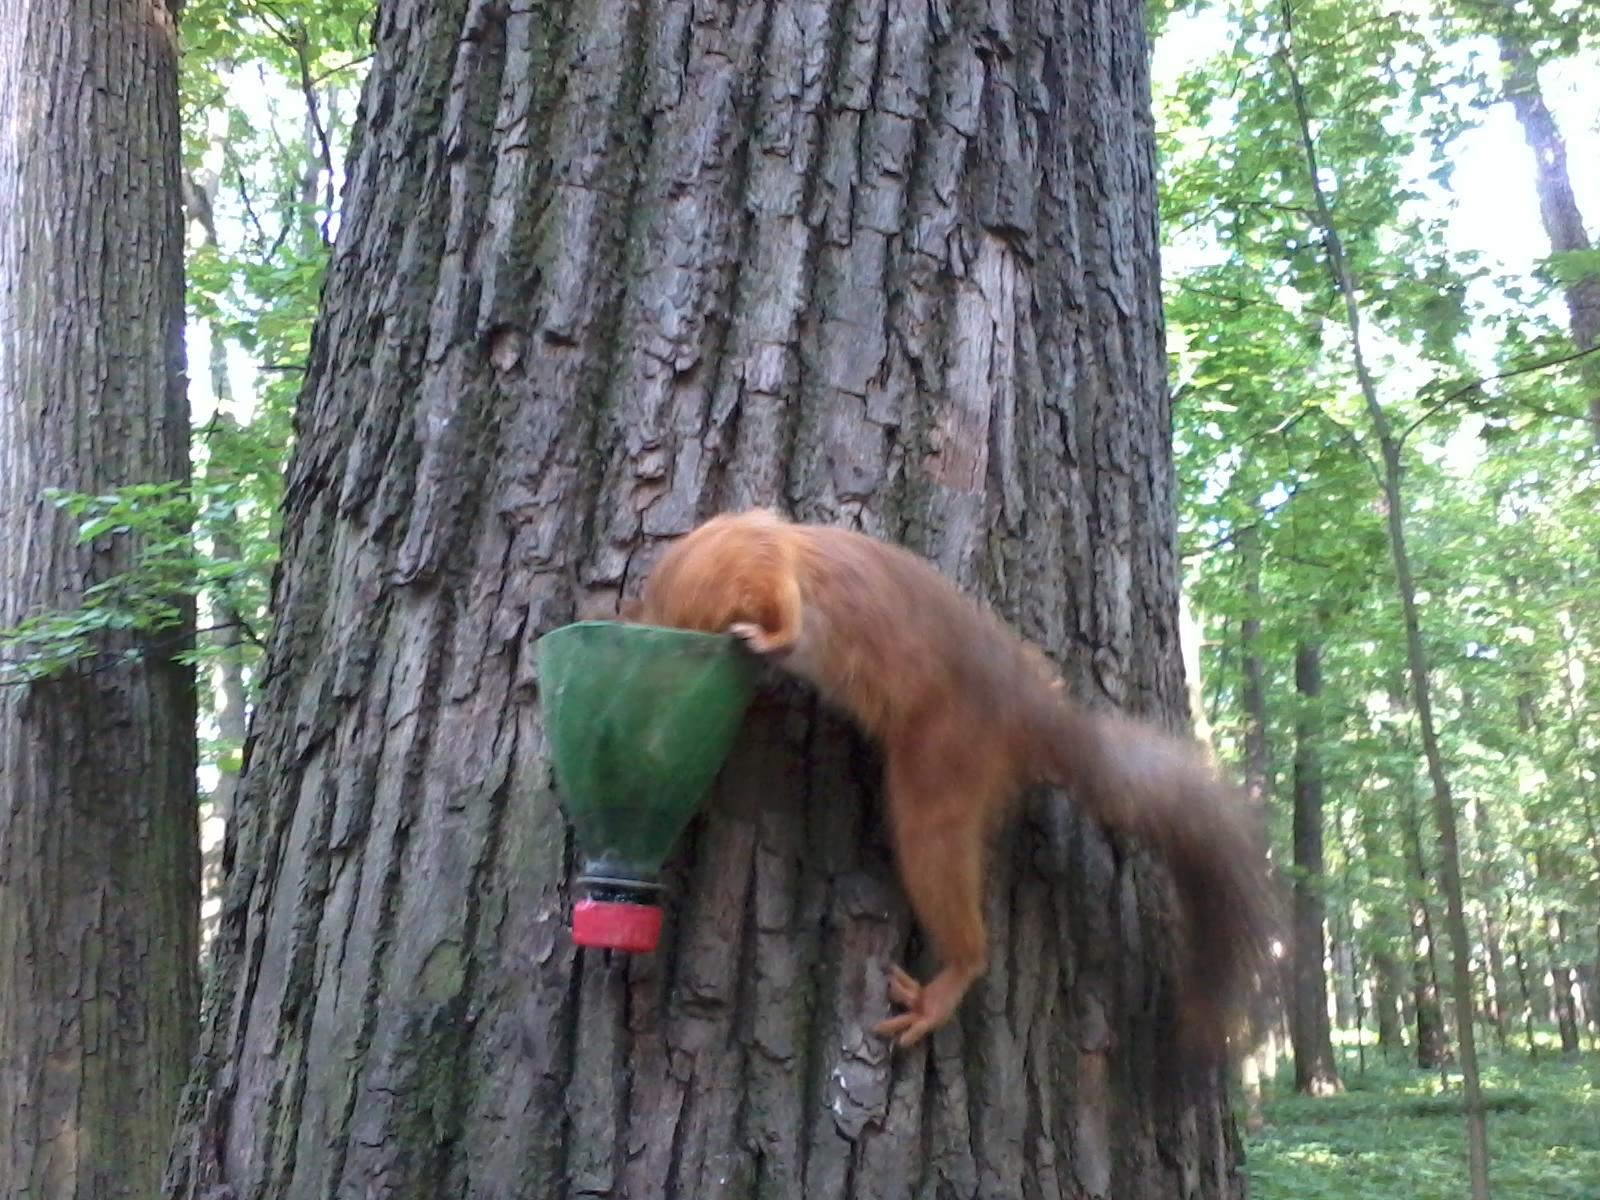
[632,508,1275,1051]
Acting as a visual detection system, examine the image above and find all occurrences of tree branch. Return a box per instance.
[1399,342,1600,445]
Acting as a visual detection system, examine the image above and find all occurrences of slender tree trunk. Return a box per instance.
[1236,522,1275,1128]
[1358,798,1408,1061]
[190,178,251,828]
[1511,933,1539,1058]
[199,475,249,954]
[1480,912,1510,1053]
[1275,952,1296,1067]
[1469,800,1512,1052]
[1360,279,1483,1139]
[1587,821,1600,1046]
[1281,7,1489,1192]
[163,1,1250,1196]
[206,488,250,828]
[1291,640,1341,1094]
[0,3,198,1197]
[1407,841,1450,1070]
[1498,36,1600,447]
[1578,959,1599,1047]
[183,169,252,956]
[1547,913,1582,1058]
[1331,913,1357,1032]
[1558,680,1600,1048]
[1398,757,1448,1072]
[1237,526,1274,811]
[1372,946,1407,1060]
[1530,941,1560,1027]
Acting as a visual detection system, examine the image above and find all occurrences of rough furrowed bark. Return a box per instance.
[0,2,198,1198]
[165,0,1242,1197]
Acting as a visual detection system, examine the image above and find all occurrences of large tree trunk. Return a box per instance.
[1291,640,1340,1094]
[0,2,198,1197]
[164,0,1245,1197]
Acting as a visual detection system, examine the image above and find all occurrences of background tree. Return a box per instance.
[179,0,371,945]
[1159,0,1599,1189]
[1486,0,1600,447]
[0,2,198,1197]
[162,0,1254,1196]
[1291,636,1342,1093]
[1277,8,1490,1186]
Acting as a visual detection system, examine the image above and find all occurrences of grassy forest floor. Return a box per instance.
[1245,1044,1600,1199]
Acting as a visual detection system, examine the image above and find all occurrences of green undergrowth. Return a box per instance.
[1245,1051,1600,1200]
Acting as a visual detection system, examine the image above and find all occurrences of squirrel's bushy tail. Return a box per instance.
[1038,703,1279,1055]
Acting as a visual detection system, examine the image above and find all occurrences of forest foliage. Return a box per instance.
[1,0,1596,1190]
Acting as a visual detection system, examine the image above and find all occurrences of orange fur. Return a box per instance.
[635,508,1275,1052]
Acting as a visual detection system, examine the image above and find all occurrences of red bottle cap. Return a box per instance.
[571,899,664,953]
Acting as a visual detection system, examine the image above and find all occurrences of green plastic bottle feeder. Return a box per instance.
[535,620,757,953]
